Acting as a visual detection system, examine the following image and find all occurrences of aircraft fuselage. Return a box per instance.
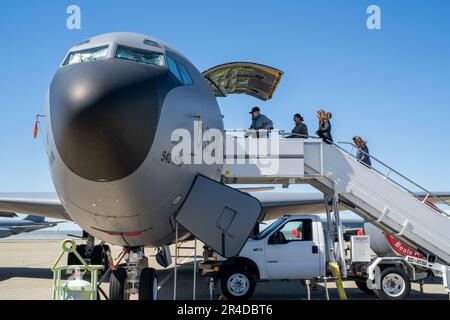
[45,32,223,246]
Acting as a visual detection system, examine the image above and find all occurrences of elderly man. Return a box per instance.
[245,106,273,138]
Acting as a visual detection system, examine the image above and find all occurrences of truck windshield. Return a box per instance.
[252,218,287,240]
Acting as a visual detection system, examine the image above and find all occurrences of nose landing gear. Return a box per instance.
[66,233,110,273]
[109,246,158,300]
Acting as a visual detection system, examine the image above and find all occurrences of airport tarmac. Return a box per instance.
[0,239,447,300]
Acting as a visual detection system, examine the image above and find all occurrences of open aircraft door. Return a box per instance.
[202,62,283,101]
[175,175,262,258]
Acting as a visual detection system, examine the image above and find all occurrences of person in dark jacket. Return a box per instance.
[353,136,372,167]
[287,113,308,138]
[315,110,333,144]
[245,106,273,138]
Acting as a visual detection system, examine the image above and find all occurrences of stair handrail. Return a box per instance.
[224,129,450,217]
[334,141,450,217]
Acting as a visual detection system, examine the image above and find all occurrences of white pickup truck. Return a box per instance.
[199,215,449,300]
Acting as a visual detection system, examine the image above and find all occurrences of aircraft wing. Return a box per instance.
[0,193,71,221]
[251,192,327,220]
[0,212,18,218]
[0,191,447,225]
[7,223,56,235]
[250,191,450,221]
[236,186,275,193]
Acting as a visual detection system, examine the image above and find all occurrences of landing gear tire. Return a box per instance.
[110,268,129,300]
[139,268,158,300]
[67,244,86,265]
[220,266,256,301]
[92,245,110,272]
[355,279,374,294]
[373,267,410,300]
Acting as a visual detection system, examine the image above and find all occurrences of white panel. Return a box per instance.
[223,138,304,179]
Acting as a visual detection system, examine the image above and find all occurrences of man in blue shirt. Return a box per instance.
[245,106,273,138]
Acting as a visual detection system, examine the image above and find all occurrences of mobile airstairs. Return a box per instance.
[219,130,450,297]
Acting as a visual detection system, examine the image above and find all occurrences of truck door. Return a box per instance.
[264,219,320,279]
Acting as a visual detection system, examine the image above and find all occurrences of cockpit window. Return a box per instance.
[167,55,193,85]
[177,63,193,85]
[167,56,181,80]
[143,39,161,48]
[63,46,109,66]
[115,45,164,66]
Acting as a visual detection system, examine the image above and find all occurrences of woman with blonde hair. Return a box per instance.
[316,109,333,144]
[353,136,371,167]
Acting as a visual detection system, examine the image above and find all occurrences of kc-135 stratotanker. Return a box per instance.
[1,32,450,300]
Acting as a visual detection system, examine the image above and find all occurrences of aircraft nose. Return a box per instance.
[49,59,179,182]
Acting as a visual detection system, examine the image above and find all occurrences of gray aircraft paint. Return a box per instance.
[3,31,449,252]
[45,33,223,246]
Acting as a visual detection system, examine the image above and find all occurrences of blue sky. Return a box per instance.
[0,0,449,193]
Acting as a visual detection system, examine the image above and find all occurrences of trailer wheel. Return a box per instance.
[220,266,256,300]
[374,267,410,300]
[355,279,374,295]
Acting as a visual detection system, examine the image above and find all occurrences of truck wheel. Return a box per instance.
[355,279,374,294]
[373,267,410,300]
[221,266,256,300]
